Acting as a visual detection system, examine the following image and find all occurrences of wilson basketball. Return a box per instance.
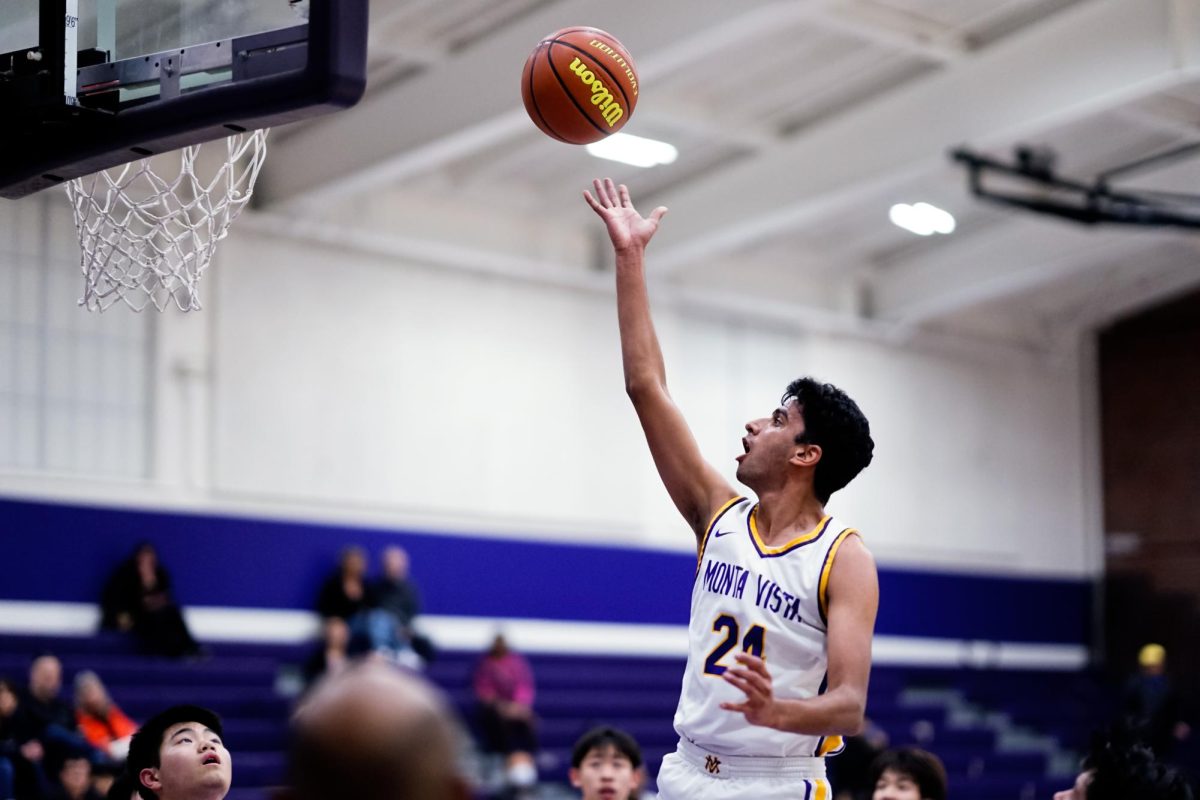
[521,27,639,145]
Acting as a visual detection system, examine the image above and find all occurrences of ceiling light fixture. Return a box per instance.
[586,133,678,168]
[889,202,956,236]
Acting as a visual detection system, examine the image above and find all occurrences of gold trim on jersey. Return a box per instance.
[816,735,844,756]
[748,505,832,557]
[696,496,746,569]
[817,528,860,624]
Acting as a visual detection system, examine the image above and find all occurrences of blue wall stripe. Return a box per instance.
[1,498,1090,644]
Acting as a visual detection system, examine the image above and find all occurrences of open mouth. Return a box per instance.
[202,755,221,766]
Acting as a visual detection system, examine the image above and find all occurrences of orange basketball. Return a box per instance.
[521,27,639,145]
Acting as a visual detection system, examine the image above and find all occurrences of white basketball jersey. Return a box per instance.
[673,496,860,758]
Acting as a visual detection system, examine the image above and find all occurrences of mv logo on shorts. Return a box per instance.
[705,755,721,774]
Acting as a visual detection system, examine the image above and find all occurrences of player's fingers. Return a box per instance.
[721,672,749,691]
[649,206,669,224]
[618,183,632,208]
[719,701,749,713]
[583,191,602,212]
[734,652,769,676]
[593,178,612,207]
[726,672,769,700]
[605,177,620,207]
[722,672,758,698]
[720,671,768,695]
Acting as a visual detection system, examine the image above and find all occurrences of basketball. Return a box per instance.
[520,27,639,145]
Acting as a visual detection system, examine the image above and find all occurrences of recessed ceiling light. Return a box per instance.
[889,202,956,236]
[586,133,679,169]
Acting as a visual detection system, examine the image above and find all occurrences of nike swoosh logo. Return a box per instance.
[712,530,737,538]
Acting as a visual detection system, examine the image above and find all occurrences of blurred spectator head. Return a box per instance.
[126,705,228,800]
[58,755,93,800]
[381,546,409,580]
[285,661,469,800]
[1138,643,1167,676]
[570,726,643,800]
[0,677,17,717]
[870,747,947,800]
[74,670,112,715]
[339,547,367,579]
[322,618,350,652]
[29,653,63,702]
[487,633,509,658]
[134,542,158,569]
[1054,726,1194,800]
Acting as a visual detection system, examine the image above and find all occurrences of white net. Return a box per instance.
[65,129,269,312]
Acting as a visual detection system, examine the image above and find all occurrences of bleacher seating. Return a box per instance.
[0,633,1116,799]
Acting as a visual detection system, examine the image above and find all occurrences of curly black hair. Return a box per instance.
[1084,724,1193,800]
[783,377,874,503]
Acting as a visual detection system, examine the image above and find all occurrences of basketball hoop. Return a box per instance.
[65,129,269,312]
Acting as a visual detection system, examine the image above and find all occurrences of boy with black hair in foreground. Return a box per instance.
[114,705,229,800]
[570,727,644,800]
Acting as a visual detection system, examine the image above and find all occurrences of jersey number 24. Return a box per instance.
[704,614,765,675]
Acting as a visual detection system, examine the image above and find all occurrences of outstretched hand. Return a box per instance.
[720,653,781,730]
[583,177,668,253]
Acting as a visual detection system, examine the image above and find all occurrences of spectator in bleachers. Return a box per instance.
[1054,725,1193,800]
[1,676,46,800]
[1123,643,1191,759]
[473,633,538,797]
[869,747,947,800]
[370,545,435,665]
[17,656,101,768]
[315,547,372,624]
[100,543,203,659]
[569,726,644,800]
[284,661,470,800]
[315,546,409,661]
[301,618,353,690]
[46,755,103,800]
[74,672,137,763]
[120,705,230,800]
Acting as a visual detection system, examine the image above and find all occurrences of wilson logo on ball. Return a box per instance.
[568,57,623,127]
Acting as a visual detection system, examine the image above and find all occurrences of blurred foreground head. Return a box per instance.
[284,661,470,800]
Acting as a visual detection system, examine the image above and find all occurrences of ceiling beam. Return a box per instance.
[811,0,970,63]
[869,219,1167,325]
[256,0,791,207]
[648,0,1192,276]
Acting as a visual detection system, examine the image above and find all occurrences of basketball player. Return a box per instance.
[121,705,230,800]
[584,178,879,800]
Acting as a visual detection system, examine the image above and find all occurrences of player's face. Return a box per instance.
[569,746,640,800]
[872,768,923,800]
[144,722,232,800]
[736,398,807,487]
[1053,769,1094,800]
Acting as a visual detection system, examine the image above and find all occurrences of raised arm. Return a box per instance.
[584,178,736,540]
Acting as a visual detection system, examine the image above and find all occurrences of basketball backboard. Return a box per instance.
[0,0,367,198]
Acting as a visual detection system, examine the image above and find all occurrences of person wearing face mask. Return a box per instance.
[868,748,946,800]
